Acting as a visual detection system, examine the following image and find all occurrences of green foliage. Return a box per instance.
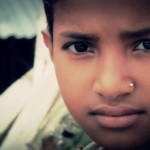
[42,115,92,150]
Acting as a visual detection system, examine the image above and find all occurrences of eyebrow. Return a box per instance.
[60,32,99,42]
[121,28,150,39]
[60,28,150,41]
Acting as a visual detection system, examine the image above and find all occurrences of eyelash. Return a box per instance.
[62,41,94,55]
[133,39,150,53]
[62,39,150,56]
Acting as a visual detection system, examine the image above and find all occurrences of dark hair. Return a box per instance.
[42,0,59,37]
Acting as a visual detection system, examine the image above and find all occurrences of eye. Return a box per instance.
[63,42,94,55]
[134,40,150,52]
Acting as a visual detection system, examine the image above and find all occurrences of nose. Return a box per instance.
[93,54,134,101]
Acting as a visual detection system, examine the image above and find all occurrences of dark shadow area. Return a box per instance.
[0,36,36,94]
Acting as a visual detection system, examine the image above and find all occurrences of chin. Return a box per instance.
[101,142,137,150]
[95,137,150,150]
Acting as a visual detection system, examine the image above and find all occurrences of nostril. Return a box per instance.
[93,76,135,101]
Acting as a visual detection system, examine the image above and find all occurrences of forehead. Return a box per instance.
[55,0,150,16]
[54,0,150,34]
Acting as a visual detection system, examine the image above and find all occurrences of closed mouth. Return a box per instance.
[89,105,145,129]
[90,105,144,116]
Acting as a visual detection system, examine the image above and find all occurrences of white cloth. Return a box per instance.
[0,0,42,39]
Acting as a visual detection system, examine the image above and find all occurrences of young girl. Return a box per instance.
[42,0,150,149]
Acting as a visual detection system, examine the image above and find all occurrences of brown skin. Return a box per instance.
[43,0,150,149]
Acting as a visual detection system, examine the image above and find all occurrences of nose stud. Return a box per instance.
[129,83,134,88]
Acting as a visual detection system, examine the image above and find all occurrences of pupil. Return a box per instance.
[75,43,88,52]
[144,41,150,49]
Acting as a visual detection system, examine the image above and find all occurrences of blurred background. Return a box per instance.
[0,0,92,149]
[0,0,41,94]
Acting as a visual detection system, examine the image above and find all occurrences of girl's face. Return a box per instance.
[45,0,150,149]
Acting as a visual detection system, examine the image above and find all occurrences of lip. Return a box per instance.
[90,105,144,129]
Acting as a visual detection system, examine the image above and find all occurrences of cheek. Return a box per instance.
[130,60,150,109]
[56,74,86,119]
[55,64,86,104]
[53,58,94,116]
[133,60,150,91]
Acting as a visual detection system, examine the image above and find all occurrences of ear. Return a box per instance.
[42,29,53,60]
